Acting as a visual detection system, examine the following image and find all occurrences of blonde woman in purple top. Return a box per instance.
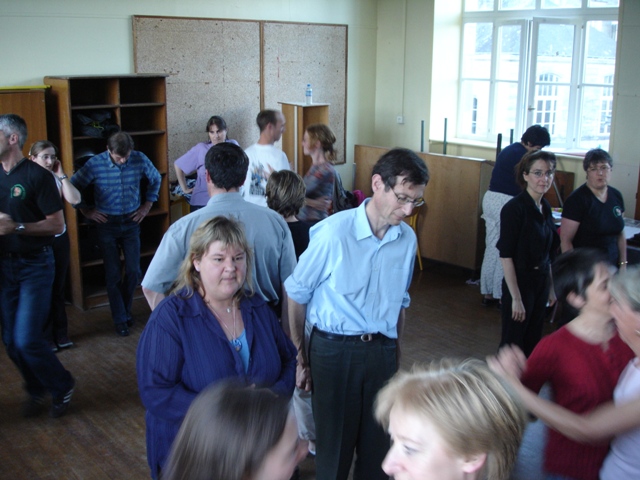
[297,123,337,223]
[174,116,239,211]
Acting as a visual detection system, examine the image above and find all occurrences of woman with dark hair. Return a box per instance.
[136,216,296,479]
[561,148,626,268]
[162,381,308,480]
[498,150,560,356]
[174,116,239,211]
[29,140,81,351]
[297,123,337,223]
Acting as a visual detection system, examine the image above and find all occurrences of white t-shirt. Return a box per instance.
[600,358,640,480]
[242,143,290,207]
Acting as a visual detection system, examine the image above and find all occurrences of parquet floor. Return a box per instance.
[0,261,549,479]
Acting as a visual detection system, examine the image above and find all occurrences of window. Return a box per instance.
[459,0,618,150]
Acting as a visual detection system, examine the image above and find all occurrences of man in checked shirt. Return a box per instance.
[72,131,161,337]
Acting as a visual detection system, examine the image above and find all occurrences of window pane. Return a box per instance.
[462,23,493,78]
[496,25,521,81]
[579,86,611,150]
[533,84,570,146]
[542,0,581,7]
[537,23,574,83]
[460,80,490,137]
[465,0,494,12]
[499,0,534,9]
[584,21,617,83]
[588,0,619,7]
[493,81,519,137]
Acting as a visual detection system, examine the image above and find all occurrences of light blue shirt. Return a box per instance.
[284,199,416,339]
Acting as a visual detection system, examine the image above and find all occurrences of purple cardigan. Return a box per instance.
[136,290,296,479]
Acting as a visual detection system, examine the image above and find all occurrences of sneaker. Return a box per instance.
[51,380,75,418]
[50,341,59,353]
[56,335,74,349]
[22,395,46,418]
[115,323,130,337]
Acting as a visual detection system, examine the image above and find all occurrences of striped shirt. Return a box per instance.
[71,150,161,215]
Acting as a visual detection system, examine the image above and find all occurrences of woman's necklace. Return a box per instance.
[205,298,242,352]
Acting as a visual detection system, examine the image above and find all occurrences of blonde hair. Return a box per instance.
[171,216,254,300]
[609,265,640,313]
[375,358,526,480]
[305,123,337,163]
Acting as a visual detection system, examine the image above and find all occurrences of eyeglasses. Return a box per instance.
[528,170,555,179]
[587,165,612,174]
[36,154,57,161]
[392,189,425,207]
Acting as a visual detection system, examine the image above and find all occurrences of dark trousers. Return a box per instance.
[0,249,74,398]
[97,216,141,325]
[310,331,396,480]
[500,269,550,357]
[44,231,70,341]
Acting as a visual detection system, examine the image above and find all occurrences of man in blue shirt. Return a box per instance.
[285,148,429,480]
[72,132,161,336]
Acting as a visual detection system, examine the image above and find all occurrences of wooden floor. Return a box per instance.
[0,261,550,479]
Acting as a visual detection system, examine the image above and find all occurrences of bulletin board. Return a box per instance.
[133,15,347,178]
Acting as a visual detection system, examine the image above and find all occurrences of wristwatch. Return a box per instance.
[15,223,25,232]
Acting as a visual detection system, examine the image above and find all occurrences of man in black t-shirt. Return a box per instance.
[0,114,75,418]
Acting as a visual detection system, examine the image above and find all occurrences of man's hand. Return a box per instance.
[130,201,152,224]
[80,208,108,224]
[296,363,312,392]
[0,212,17,235]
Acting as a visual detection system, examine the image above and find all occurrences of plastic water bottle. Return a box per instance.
[305,84,313,105]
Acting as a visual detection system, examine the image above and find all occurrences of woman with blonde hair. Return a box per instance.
[297,123,337,223]
[375,358,526,480]
[137,216,296,479]
[162,381,308,480]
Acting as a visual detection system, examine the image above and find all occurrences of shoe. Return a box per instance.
[126,318,134,328]
[50,340,59,352]
[22,395,46,418]
[56,335,74,349]
[51,379,75,418]
[115,323,130,337]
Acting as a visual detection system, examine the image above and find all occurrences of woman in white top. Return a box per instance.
[29,141,81,351]
[490,265,640,480]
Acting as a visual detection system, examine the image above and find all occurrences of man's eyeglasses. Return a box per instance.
[528,170,555,179]
[392,189,425,207]
[587,165,612,174]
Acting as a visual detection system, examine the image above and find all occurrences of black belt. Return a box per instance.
[313,327,386,343]
[0,245,50,259]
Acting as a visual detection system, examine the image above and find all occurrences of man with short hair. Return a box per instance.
[0,113,75,418]
[142,142,296,316]
[71,131,161,337]
[241,109,290,207]
[285,148,430,480]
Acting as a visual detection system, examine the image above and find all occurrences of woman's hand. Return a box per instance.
[511,298,526,322]
[296,363,312,392]
[488,345,527,383]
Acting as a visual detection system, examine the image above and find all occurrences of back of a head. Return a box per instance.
[306,123,337,162]
[0,113,28,150]
[266,170,306,218]
[162,381,290,480]
[521,125,551,148]
[205,142,249,190]
[552,249,610,317]
[256,110,279,133]
[372,148,430,189]
[107,131,135,156]
[375,358,527,480]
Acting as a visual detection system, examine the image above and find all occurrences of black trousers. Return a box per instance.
[44,231,70,341]
[310,331,396,480]
[500,269,550,357]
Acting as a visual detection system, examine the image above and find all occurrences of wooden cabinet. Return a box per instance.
[44,75,170,310]
[279,102,329,175]
[0,88,48,157]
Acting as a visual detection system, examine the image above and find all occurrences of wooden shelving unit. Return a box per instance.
[44,75,170,310]
[279,102,329,175]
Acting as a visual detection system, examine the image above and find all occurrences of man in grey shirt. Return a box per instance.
[142,143,296,316]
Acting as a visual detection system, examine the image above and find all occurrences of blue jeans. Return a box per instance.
[0,248,74,398]
[97,216,141,325]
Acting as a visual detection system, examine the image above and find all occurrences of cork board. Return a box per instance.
[133,16,347,180]
[263,22,347,165]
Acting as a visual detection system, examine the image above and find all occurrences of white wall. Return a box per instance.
[0,0,380,188]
